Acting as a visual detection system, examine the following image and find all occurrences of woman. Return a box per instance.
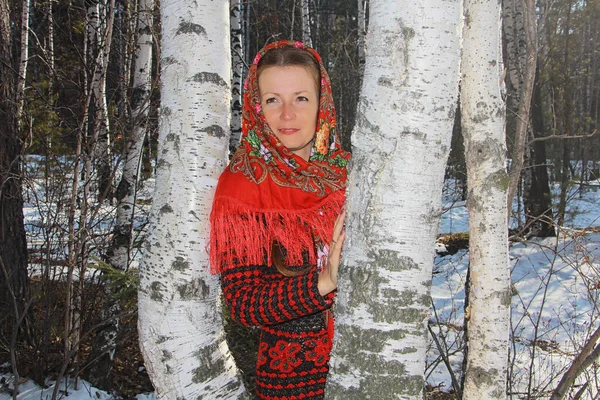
[210,40,350,399]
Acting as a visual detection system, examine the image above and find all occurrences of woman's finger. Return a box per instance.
[332,208,346,240]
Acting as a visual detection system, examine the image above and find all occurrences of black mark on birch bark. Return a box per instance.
[200,124,226,138]
[176,21,206,36]
[191,72,227,87]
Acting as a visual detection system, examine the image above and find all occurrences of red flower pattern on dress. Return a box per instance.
[269,340,302,373]
[305,336,332,367]
[257,341,269,367]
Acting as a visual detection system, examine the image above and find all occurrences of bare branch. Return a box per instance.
[529,129,598,144]
[550,325,600,400]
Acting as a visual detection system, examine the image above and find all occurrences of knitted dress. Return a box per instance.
[220,263,334,399]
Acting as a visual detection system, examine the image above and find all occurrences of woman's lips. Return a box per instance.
[278,128,299,135]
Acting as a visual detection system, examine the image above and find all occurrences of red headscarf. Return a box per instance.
[209,40,350,274]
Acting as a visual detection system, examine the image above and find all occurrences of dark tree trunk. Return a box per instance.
[0,0,29,362]
[556,0,573,227]
[523,65,555,237]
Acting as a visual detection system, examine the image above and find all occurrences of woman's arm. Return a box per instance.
[220,264,334,326]
[317,207,346,296]
[221,208,346,327]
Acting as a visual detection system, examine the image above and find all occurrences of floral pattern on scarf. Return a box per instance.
[229,40,349,197]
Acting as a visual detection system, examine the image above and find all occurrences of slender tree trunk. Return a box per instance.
[301,0,312,47]
[551,325,600,400]
[16,0,30,121]
[357,0,366,77]
[86,0,154,387]
[523,64,555,237]
[110,0,153,273]
[0,0,29,393]
[460,0,510,398]
[290,0,295,40]
[90,0,115,203]
[557,0,573,227]
[230,0,243,154]
[65,0,117,381]
[137,1,246,398]
[46,0,55,95]
[327,0,460,397]
[506,0,537,219]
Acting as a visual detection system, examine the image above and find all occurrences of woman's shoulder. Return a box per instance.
[214,167,260,201]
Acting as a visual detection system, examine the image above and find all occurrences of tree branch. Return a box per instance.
[550,324,600,400]
[529,129,598,144]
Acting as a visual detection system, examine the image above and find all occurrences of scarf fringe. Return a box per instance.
[210,191,344,274]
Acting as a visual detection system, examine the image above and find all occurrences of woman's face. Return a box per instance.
[258,65,319,161]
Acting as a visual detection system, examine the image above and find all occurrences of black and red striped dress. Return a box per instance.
[220,262,335,400]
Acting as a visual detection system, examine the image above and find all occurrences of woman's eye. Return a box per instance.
[265,97,277,104]
[297,96,309,102]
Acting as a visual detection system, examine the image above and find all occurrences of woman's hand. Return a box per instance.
[318,207,346,296]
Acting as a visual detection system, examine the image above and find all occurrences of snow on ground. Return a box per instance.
[0,372,156,400]
[428,180,600,398]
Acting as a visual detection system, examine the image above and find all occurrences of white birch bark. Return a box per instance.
[137,1,245,398]
[460,0,510,398]
[90,0,114,202]
[47,0,54,83]
[327,0,460,397]
[111,0,154,271]
[506,0,537,218]
[301,0,312,47]
[16,0,30,121]
[87,0,155,384]
[69,0,116,368]
[229,0,243,154]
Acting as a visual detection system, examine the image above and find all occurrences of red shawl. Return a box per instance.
[210,40,350,274]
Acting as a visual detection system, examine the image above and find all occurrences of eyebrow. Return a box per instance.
[261,90,312,97]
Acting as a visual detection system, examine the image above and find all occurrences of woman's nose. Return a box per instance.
[281,103,294,120]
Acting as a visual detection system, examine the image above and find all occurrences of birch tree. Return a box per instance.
[357,0,367,77]
[137,1,245,398]
[505,0,538,219]
[87,0,115,202]
[230,0,244,154]
[301,0,312,47]
[62,0,117,377]
[327,0,460,397]
[16,0,30,121]
[87,0,155,385]
[460,0,510,397]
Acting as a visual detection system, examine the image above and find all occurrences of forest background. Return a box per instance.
[0,0,599,399]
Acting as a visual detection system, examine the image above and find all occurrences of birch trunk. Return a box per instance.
[86,0,155,385]
[111,0,153,272]
[506,0,537,219]
[357,0,366,77]
[301,0,312,47]
[229,0,243,154]
[460,0,510,397]
[137,1,245,398]
[327,0,460,397]
[90,0,115,202]
[16,0,30,121]
[46,0,55,91]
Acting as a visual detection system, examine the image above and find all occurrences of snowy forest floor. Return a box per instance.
[1,177,600,399]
